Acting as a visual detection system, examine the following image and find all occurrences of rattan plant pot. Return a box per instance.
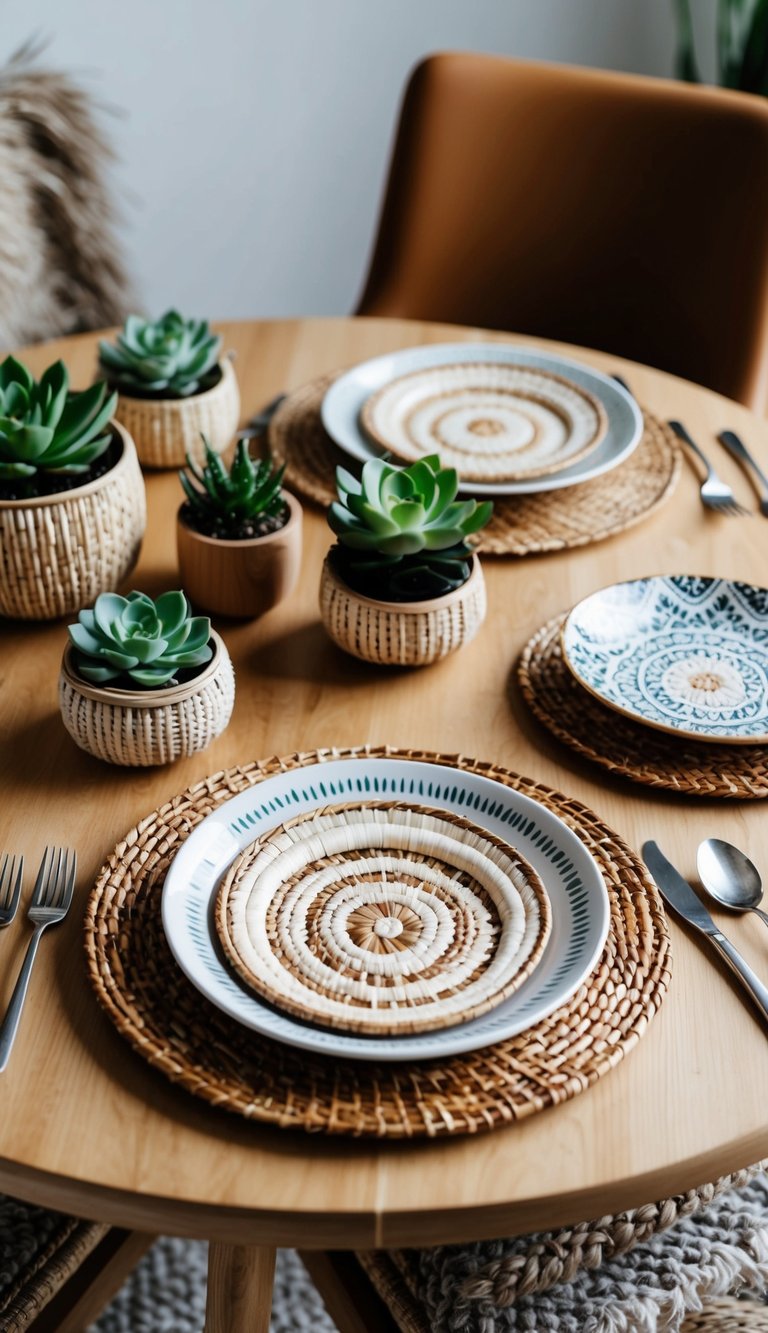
[0,423,146,622]
[177,491,303,617]
[319,554,486,667]
[58,629,235,766]
[112,357,240,470]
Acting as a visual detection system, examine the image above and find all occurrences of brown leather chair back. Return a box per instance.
[357,53,768,409]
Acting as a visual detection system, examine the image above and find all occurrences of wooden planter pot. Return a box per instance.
[0,423,146,622]
[112,358,240,470]
[319,554,486,667]
[59,630,235,766]
[177,492,303,618]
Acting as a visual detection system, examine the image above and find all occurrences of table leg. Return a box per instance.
[204,1242,276,1333]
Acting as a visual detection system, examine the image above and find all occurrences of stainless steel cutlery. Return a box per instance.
[0,854,23,929]
[668,420,751,516]
[718,430,768,517]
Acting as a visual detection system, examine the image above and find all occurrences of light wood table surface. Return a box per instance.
[1,318,767,1331]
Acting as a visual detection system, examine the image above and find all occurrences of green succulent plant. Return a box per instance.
[328,454,492,601]
[68,590,212,688]
[179,435,286,538]
[675,0,768,93]
[98,310,222,399]
[0,357,116,480]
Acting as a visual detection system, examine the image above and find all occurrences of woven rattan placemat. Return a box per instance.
[84,747,671,1139]
[518,618,768,800]
[267,375,681,557]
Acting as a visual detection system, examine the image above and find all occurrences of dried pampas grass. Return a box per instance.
[0,40,133,348]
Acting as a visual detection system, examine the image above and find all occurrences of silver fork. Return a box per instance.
[718,430,768,518]
[0,854,23,928]
[0,847,76,1073]
[668,421,752,517]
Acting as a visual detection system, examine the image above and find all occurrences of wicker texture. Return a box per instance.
[267,373,681,556]
[319,556,487,666]
[518,616,768,799]
[84,747,671,1139]
[113,357,240,470]
[681,1299,768,1330]
[58,631,235,767]
[0,425,146,621]
[0,1195,106,1332]
[216,801,551,1036]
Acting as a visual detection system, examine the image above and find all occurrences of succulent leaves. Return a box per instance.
[68,590,212,688]
[180,435,286,535]
[0,357,117,479]
[98,310,222,398]
[328,455,492,601]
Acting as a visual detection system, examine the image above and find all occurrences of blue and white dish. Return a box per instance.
[320,342,643,497]
[161,756,610,1062]
[562,575,768,745]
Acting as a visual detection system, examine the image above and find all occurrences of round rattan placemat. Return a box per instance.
[215,801,552,1036]
[84,747,671,1139]
[518,618,768,800]
[267,374,681,557]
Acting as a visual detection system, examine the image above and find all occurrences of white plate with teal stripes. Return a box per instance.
[161,757,610,1061]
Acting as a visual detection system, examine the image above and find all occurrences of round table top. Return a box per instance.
[1,317,766,1250]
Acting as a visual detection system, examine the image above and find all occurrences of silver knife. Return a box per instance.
[643,840,768,1028]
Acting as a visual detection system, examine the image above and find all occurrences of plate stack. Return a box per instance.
[520,575,768,799]
[268,343,680,556]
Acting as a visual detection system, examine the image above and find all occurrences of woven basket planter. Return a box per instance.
[177,491,303,617]
[112,358,240,470]
[58,629,235,766]
[0,423,146,622]
[319,554,486,667]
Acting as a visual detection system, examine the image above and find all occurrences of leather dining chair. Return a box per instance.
[356,53,768,411]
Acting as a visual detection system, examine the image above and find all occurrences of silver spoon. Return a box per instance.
[697,839,768,929]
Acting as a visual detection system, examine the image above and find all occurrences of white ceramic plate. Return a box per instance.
[161,756,610,1062]
[321,343,643,497]
[562,575,768,744]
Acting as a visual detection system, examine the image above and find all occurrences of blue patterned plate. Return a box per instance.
[562,576,768,745]
[161,756,609,1062]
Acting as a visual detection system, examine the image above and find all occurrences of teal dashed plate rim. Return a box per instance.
[162,755,609,1062]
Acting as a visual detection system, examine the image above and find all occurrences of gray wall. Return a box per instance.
[4,1,719,318]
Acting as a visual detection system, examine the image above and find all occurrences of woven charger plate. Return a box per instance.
[519,618,768,799]
[215,801,551,1036]
[85,748,670,1138]
[268,374,681,556]
[359,363,607,482]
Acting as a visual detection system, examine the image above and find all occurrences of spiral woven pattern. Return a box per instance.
[83,747,671,1138]
[216,802,551,1035]
[268,373,680,556]
[518,616,768,799]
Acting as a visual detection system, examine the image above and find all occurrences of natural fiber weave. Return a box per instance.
[267,373,681,556]
[320,556,487,666]
[59,631,235,767]
[84,747,670,1138]
[113,357,240,470]
[215,801,551,1036]
[518,616,768,799]
[681,1298,768,1330]
[0,425,145,621]
[0,1194,106,1332]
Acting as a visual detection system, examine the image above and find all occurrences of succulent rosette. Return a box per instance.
[0,357,116,479]
[68,590,212,688]
[98,311,222,399]
[328,454,492,600]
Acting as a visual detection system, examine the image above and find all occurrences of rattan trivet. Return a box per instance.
[84,746,671,1139]
[268,374,681,556]
[518,618,768,799]
[215,802,551,1036]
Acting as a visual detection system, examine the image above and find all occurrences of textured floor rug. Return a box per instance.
[89,1242,336,1332]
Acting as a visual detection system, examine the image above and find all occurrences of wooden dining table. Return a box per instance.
[1,316,767,1332]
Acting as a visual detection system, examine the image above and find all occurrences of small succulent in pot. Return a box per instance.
[327,454,493,602]
[179,435,288,540]
[98,310,222,400]
[67,590,212,688]
[0,356,118,500]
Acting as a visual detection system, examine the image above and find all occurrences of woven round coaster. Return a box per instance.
[84,747,671,1139]
[268,374,681,556]
[518,618,768,799]
[215,801,551,1036]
